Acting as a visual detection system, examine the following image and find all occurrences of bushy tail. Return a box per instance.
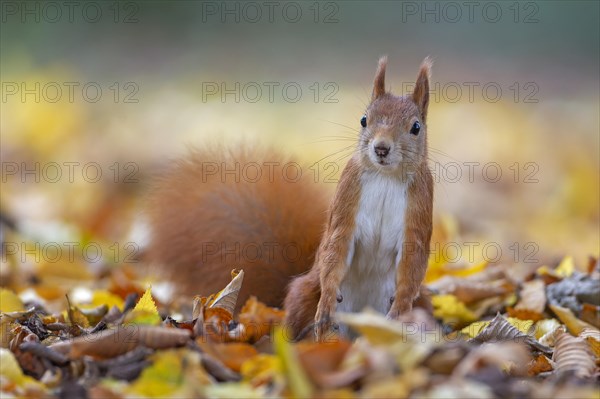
[145,145,328,309]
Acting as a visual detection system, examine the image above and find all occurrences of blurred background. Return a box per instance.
[1,1,598,289]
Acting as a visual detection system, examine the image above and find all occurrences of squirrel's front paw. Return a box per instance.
[314,311,338,342]
[386,299,412,320]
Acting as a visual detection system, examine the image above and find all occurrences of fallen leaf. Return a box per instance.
[431,295,478,327]
[127,349,209,397]
[549,304,595,335]
[508,279,546,321]
[207,269,244,315]
[229,296,285,343]
[469,314,551,355]
[527,354,553,376]
[0,289,24,313]
[552,330,596,378]
[534,318,561,340]
[126,286,161,326]
[201,342,258,372]
[273,326,313,399]
[453,342,530,378]
[578,328,600,359]
[296,340,353,388]
[240,353,283,387]
[53,325,191,359]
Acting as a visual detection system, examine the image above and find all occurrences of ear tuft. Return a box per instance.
[372,56,388,101]
[412,56,432,121]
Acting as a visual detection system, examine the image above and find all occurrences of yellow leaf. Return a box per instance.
[461,321,490,338]
[537,256,575,281]
[507,317,534,334]
[555,256,575,277]
[134,286,159,314]
[91,290,124,311]
[128,350,184,397]
[0,289,24,313]
[432,295,478,326]
[64,304,90,328]
[337,311,431,346]
[550,304,595,335]
[204,383,266,399]
[37,259,93,281]
[273,326,313,399]
[425,260,488,284]
[240,354,283,385]
[450,260,488,278]
[127,286,161,325]
[534,319,562,340]
[579,328,600,358]
[0,348,46,391]
[461,317,533,339]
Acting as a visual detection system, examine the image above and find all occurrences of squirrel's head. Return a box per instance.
[359,56,432,175]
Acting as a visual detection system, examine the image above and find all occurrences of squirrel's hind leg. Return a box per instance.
[284,270,321,341]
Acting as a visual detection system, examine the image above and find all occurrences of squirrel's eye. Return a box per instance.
[360,115,367,128]
[410,121,421,135]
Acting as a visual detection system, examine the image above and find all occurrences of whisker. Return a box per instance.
[318,119,361,134]
[309,144,357,166]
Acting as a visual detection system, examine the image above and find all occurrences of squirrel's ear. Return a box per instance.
[372,56,387,101]
[412,57,432,122]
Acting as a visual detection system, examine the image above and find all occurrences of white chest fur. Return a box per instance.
[338,172,408,316]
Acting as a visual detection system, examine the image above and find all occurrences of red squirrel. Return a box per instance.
[146,57,433,340]
[284,57,433,340]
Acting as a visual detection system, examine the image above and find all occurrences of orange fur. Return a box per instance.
[285,57,434,340]
[147,58,434,340]
[146,146,328,310]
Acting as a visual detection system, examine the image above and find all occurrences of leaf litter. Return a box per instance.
[1,232,599,398]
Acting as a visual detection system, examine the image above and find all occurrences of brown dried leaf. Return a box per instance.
[527,354,553,376]
[470,314,552,355]
[514,279,546,314]
[53,326,191,359]
[197,341,258,372]
[296,340,356,388]
[552,330,596,378]
[228,296,285,343]
[506,307,544,322]
[580,303,600,328]
[539,325,566,347]
[423,344,470,375]
[207,269,244,315]
[432,279,508,305]
[453,342,531,378]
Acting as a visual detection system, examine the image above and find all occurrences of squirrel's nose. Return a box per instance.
[374,144,391,158]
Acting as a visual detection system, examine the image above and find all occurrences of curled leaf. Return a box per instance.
[469,314,552,355]
[539,325,566,348]
[552,330,596,378]
[509,279,546,321]
[578,328,600,359]
[208,269,244,315]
